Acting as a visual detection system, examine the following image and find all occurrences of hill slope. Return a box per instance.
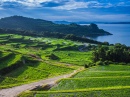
[0,16,112,36]
[24,65,130,97]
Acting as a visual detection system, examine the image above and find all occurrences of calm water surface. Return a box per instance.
[90,24,130,46]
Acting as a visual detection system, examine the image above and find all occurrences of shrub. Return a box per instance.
[96,61,104,66]
[84,62,94,68]
[46,53,59,60]
[104,60,109,65]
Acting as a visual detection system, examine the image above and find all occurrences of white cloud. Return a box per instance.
[53,0,94,10]
[0,0,114,9]
[0,7,4,10]
[0,0,129,10]
[0,0,54,8]
[117,1,130,6]
[53,0,114,10]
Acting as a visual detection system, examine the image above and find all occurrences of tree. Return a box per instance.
[92,44,130,63]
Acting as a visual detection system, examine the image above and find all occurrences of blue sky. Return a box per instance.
[0,0,130,22]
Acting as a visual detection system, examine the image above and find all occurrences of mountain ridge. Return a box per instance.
[54,21,130,25]
[0,15,112,36]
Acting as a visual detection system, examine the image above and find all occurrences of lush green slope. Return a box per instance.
[0,33,89,88]
[53,51,92,66]
[24,88,130,97]
[51,65,130,90]
[23,65,130,97]
[0,16,112,36]
[1,33,129,97]
[50,77,130,90]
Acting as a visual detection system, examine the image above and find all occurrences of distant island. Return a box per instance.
[0,16,112,37]
[54,21,130,25]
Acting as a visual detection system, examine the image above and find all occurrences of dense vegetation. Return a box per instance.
[0,16,112,36]
[93,43,130,64]
[0,28,103,44]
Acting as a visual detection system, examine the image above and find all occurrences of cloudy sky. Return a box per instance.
[0,0,130,22]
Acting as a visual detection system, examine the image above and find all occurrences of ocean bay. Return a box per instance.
[90,24,130,46]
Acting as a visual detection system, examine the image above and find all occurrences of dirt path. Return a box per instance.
[0,68,84,97]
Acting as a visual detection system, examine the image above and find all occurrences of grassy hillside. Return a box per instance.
[0,33,92,88]
[1,33,130,97]
[22,65,130,97]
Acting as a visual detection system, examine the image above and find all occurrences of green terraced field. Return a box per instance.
[1,33,130,97]
[50,77,130,90]
[0,54,22,70]
[22,65,130,97]
[0,33,84,88]
[53,51,92,66]
[74,65,130,78]
[23,87,130,97]
[6,62,73,81]
[86,65,130,71]
[0,76,26,88]
[51,65,130,90]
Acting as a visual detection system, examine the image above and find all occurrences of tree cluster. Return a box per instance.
[0,28,102,44]
[93,43,130,64]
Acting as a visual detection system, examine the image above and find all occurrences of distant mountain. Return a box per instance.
[103,22,130,24]
[54,21,130,25]
[0,16,112,36]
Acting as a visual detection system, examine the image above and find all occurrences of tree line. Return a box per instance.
[93,43,130,64]
[0,28,103,44]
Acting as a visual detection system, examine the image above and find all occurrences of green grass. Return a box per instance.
[24,65,129,97]
[0,53,22,70]
[74,65,130,78]
[0,60,75,88]
[6,62,73,81]
[50,65,130,91]
[86,65,130,71]
[53,51,92,66]
[35,88,130,97]
[73,71,130,77]
[50,77,130,91]
[0,62,75,88]
[19,87,130,97]
[0,51,10,58]
[0,33,84,88]
[0,76,26,88]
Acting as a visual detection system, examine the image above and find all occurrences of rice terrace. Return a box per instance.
[0,15,130,97]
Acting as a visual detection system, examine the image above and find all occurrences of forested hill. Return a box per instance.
[0,16,112,36]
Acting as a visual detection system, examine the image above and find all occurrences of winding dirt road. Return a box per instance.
[0,68,84,97]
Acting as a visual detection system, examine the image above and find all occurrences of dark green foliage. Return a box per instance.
[0,28,103,44]
[96,61,104,65]
[93,44,130,63]
[46,53,59,60]
[0,16,112,37]
[102,41,109,45]
[0,53,14,65]
[0,61,22,75]
[84,62,94,68]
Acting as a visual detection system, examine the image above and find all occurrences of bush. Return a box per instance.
[119,62,127,65]
[84,62,94,68]
[84,64,89,68]
[46,53,59,60]
[96,61,104,66]
[104,61,109,65]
